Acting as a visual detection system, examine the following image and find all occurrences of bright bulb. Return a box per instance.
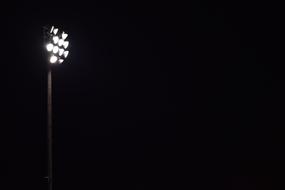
[59,48,64,56]
[58,59,64,64]
[63,51,69,58]
[53,28,58,35]
[62,32,68,40]
[53,46,59,54]
[46,43,53,52]
[50,55,58,63]
[53,36,59,44]
[58,39,64,46]
[50,26,54,33]
[63,41,69,49]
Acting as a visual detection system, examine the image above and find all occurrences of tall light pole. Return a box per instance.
[43,26,70,190]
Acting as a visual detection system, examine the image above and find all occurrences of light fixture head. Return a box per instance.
[58,39,64,46]
[59,48,64,56]
[53,28,58,35]
[63,41,69,49]
[53,36,59,44]
[45,26,70,64]
[63,51,69,58]
[50,55,58,63]
[62,32,68,40]
[52,46,59,54]
[46,43,53,52]
[58,59,64,64]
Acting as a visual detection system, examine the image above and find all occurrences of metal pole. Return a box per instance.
[47,67,53,190]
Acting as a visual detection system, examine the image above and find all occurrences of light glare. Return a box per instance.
[46,43,53,52]
[50,55,58,63]
[58,59,64,64]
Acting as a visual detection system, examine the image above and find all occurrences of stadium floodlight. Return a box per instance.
[63,51,69,58]
[62,32,68,40]
[63,41,69,49]
[50,55,58,63]
[53,36,59,44]
[43,25,71,190]
[46,43,53,52]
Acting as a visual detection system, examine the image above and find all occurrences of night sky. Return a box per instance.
[0,1,281,190]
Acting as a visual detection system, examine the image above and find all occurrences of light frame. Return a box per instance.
[45,25,70,64]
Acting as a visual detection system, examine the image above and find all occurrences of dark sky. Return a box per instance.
[0,0,281,190]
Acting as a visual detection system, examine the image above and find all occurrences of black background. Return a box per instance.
[0,0,282,189]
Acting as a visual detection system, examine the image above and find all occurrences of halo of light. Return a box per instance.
[58,59,64,64]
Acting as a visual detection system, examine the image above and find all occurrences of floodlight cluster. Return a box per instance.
[46,26,69,64]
